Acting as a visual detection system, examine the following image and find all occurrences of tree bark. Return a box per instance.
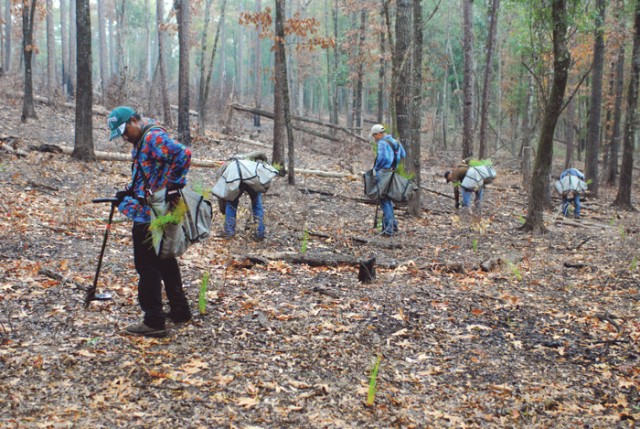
[613,0,640,210]
[72,0,95,161]
[564,88,575,170]
[156,0,172,126]
[584,0,605,197]
[197,0,215,133]
[3,0,11,73]
[176,0,191,146]
[67,0,76,98]
[21,0,37,122]
[462,0,474,158]
[272,0,286,167]
[608,29,625,185]
[46,0,56,103]
[352,9,366,135]
[97,0,108,105]
[522,0,570,233]
[478,0,500,159]
[407,0,422,217]
[395,0,411,142]
[201,0,227,133]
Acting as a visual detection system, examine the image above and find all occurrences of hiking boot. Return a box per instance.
[125,322,168,338]
[166,310,192,324]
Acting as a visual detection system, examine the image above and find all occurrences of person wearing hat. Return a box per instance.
[107,106,192,338]
[370,124,406,236]
[444,158,483,212]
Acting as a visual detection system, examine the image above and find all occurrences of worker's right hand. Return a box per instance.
[115,188,133,205]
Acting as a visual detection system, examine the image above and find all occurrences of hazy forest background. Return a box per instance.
[2,0,640,427]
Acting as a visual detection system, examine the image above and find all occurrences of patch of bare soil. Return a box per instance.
[1,100,640,428]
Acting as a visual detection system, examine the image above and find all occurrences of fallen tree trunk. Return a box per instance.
[51,145,357,178]
[233,251,399,269]
[230,103,368,143]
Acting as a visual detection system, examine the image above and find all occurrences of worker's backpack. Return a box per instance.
[554,174,587,197]
[461,165,497,190]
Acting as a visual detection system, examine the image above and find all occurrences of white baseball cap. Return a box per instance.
[370,124,385,136]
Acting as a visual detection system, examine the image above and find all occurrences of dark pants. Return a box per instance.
[132,222,189,329]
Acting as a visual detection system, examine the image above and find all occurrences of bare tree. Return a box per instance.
[60,0,68,91]
[176,0,191,146]
[46,0,56,103]
[407,0,423,216]
[253,0,263,127]
[97,0,108,104]
[72,0,95,161]
[607,4,626,185]
[21,0,37,122]
[67,0,76,98]
[156,0,172,126]
[462,0,474,158]
[478,0,500,159]
[352,9,366,134]
[521,0,571,233]
[613,0,640,210]
[395,0,411,141]
[584,0,605,197]
[4,0,12,74]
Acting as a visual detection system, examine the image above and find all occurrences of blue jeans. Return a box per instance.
[461,187,484,210]
[562,194,581,218]
[380,198,398,235]
[224,185,265,239]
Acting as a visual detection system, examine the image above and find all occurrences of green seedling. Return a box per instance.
[586,179,593,185]
[199,272,210,315]
[472,238,478,253]
[395,162,415,180]
[189,180,210,199]
[630,256,638,272]
[620,226,626,240]
[505,260,523,281]
[518,215,526,225]
[85,337,100,347]
[609,217,616,226]
[468,158,493,167]
[300,228,309,254]
[149,200,188,248]
[272,162,284,174]
[366,354,382,407]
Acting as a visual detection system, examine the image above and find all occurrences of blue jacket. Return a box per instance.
[374,135,406,172]
[119,123,191,223]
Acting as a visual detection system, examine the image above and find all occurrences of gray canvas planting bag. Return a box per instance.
[212,157,279,201]
[461,165,497,190]
[554,174,588,197]
[148,187,213,259]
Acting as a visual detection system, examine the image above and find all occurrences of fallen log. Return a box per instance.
[233,251,398,269]
[230,103,368,143]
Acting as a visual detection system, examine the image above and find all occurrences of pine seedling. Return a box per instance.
[366,354,382,407]
[505,260,523,281]
[199,272,210,315]
[472,238,478,253]
[630,256,638,272]
[518,215,526,225]
[149,200,188,248]
[620,226,626,240]
[300,228,309,254]
[609,216,616,226]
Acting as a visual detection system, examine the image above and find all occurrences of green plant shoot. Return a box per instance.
[620,226,626,240]
[366,355,382,407]
[518,215,526,225]
[506,260,523,281]
[300,228,309,254]
[472,238,478,252]
[630,257,638,272]
[609,216,616,226]
[149,200,188,248]
[199,272,210,315]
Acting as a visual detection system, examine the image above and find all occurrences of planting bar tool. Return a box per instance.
[84,197,118,307]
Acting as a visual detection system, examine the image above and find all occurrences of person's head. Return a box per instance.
[108,106,143,144]
[370,124,386,141]
[444,170,453,182]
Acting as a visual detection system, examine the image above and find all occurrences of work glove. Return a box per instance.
[115,187,133,205]
[455,202,460,209]
[165,184,182,208]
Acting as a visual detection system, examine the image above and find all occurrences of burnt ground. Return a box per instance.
[1,99,639,428]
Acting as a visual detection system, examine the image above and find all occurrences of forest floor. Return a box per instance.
[1,97,639,428]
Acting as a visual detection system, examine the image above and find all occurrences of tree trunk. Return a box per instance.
[325,0,337,133]
[4,0,12,73]
[584,0,605,197]
[156,0,172,127]
[377,29,386,124]
[176,0,191,146]
[395,0,411,142]
[67,0,76,98]
[253,0,262,127]
[407,0,422,217]
[352,9,366,135]
[613,0,640,210]
[97,0,108,105]
[201,0,227,133]
[522,0,570,233]
[478,0,500,159]
[272,1,285,167]
[275,0,296,185]
[521,73,534,188]
[462,0,474,158]
[564,90,576,170]
[21,0,37,122]
[608,25,625,185]
[197,0,215,133]
[331,0,339,128]
[114,0,125,76]
[46,0,56,103]
[72,0,95,161]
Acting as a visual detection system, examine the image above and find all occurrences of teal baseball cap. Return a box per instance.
[107,106,136,140]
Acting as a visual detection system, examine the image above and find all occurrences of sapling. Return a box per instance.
[472,238,478,253]
[300,228,309,254]
[366,354,382,407]
[199,272,210,315]
[630,257,638,272]
[149,200,188,248]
